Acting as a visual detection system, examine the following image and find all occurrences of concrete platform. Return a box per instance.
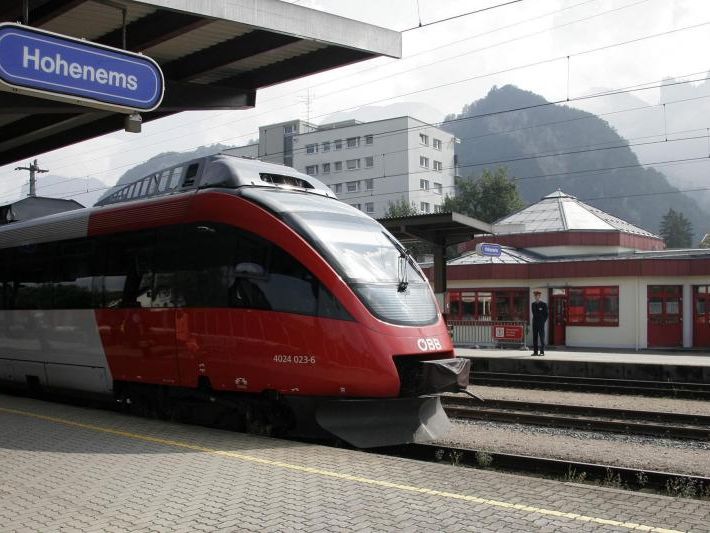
[1,393,709,532]
[457,347,710,383]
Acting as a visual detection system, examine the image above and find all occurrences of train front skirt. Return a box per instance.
[284,395,450,448]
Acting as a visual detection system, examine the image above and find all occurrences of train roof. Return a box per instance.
[95,154,335,208]
[0,156,342,249]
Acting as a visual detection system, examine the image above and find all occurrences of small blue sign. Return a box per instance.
[476,242,502,257]
[0,23,163,112]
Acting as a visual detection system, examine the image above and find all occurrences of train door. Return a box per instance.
[549,289,567,346]
[647,285,682,347]
[693,285,710,347]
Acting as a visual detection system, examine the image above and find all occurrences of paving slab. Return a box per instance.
[0,393,708,533]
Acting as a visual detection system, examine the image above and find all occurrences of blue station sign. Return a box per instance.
[475,242,502,257]
[0,23,164,113]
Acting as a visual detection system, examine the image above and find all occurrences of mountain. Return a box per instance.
[19,174,106,207]
[319,101,445,126]
[575,76,710,214]
[441,85,709,243]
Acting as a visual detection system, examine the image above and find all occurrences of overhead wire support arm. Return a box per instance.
[14,159,48,198]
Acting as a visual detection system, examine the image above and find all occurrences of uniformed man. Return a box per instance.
[531,290,548,356]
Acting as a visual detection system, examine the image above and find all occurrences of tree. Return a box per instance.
[659,208,693,248]
[384,198,418,217]
[441,167,525,223]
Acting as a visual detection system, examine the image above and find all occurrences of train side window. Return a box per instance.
[253,247,318,316]
[157,170,170,192]
[151,226,184,308]
[230,232,271,310]
[7,243,54,309]
[0,249,7,309]
[177,224,235,307]
[53,239,97,309]
[168,167,184,190]
[102,231,155,308]
[181,163,200,187]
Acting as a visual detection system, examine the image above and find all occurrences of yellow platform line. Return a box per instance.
[0,405,683,533]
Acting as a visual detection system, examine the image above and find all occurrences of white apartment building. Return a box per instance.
[292,117,456,218]
[225,117,456,219]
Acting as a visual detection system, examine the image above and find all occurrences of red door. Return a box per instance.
[647,285,682,347]
[694,286,710,347]
[549,291,567,346]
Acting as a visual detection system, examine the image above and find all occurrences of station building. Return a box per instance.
[226,116,456,218]
[445,191,710,350]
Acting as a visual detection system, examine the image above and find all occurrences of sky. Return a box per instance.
[1,0,710,204]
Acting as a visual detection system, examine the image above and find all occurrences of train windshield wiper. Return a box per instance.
[382,232,409,292]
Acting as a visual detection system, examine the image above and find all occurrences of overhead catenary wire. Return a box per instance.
[3,67,708,204]
[3,2,708,210]
[401,0,524,32]
[0,0,664,178]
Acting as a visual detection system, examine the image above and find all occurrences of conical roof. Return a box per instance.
[494,190,658,238]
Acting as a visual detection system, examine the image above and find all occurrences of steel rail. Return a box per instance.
[469,371,710,399]
[374,443,710,496]
[441,397,710,440]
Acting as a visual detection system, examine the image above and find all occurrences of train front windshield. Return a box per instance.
[243,189,439,326]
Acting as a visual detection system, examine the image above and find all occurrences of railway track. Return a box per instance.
[469,371,710,399]
[441,396,710,440]
[375,443,710,497]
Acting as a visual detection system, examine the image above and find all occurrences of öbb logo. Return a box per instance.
[417,337,442,351]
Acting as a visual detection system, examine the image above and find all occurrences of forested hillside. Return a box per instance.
[441,85,707,241]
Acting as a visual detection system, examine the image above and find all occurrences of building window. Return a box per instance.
[365,156,374,168]
[322,163,331,174]
[419,133,429,146]
[350,203,362,210]
[346,136,360,148]
[365,178,374,190]
[334,183,342,193]
[365,202,375,214]
[433,161,443,171]
[334,161,343,172]
[365,134,374,145]
[284,125,295,135]
[420,156,429,168]
[305,165,318,175]
[568,286,619,326]
[449,289,528,322]
[433,182,442,194]
[433,138,442,150]
[346,159,360,170]
[346,181,360,193]
[420,202,430,213]
[420,179,429,190]
[322,141,330,152]
[306,143,318,154]
[334,139,342,150]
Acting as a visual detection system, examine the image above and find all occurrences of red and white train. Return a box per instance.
[0,154,469,447]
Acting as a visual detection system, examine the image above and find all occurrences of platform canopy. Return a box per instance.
[379,211,492,248]
[378,212,493,299]
[0,0,401,166]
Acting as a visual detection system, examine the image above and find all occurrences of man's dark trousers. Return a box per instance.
[532,320,545,354]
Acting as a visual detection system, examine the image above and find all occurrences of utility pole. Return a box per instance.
[15,159,48,198]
